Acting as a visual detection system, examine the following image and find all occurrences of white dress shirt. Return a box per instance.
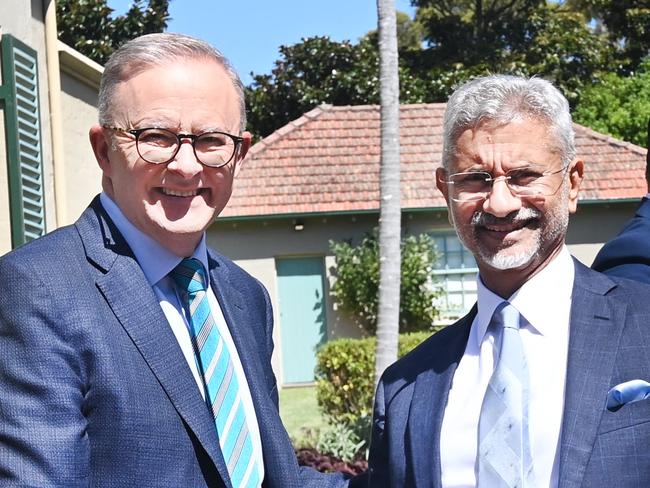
[440,246,574,487]
[100,193,264,485]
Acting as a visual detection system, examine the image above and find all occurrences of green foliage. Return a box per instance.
[569,0,650,72]
[245,15,434,140]
[245,36,379,139]
[413,0,543,66]
[316,422,366,463]
[56,0,170,65]
[329,231,442,335]
[573,60,650,146]
[315,332,436,443]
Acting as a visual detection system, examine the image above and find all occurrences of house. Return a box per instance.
[210,104,647,385]
[0,1,102,254]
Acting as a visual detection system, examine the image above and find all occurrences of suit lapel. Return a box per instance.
[77,199,231,485]
[408,309,475,488]
[207,253,297,488]
[558,261,625,488]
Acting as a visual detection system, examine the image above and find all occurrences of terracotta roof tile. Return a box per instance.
[223,104,647,218]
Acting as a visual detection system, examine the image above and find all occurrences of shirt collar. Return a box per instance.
[475,245,574,345]
[100,192,209,286]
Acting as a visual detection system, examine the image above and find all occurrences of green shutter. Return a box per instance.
[0,34,45,248]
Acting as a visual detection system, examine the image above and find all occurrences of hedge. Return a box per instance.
[314,330,442,438]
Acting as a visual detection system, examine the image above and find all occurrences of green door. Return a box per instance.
[277,257,327,384]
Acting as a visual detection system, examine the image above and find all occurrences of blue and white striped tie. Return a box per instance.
[171,258,260,488]
[477,301,534,487]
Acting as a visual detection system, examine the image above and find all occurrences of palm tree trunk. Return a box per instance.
[375,0,401,387]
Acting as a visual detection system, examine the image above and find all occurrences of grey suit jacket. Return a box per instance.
[364,260,650,487]
[0,197,346,487]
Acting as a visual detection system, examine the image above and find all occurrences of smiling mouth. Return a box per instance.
[483,220,530,233]
[161,188,202,198]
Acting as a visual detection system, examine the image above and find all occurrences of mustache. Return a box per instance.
[471,207,541,227]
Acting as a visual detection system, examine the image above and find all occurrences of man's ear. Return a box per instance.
[567,158,584,213]
[89,125,112,176]
[233,131,252,177]
[436,166,454,225]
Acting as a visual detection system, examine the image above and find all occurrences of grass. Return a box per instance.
[279,385,327,446]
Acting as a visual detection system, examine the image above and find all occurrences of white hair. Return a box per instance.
[442,75,575,169]
[98,32,246,132]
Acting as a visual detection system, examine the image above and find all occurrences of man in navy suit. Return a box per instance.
[0,33,346,487]
[592,119,650,283]
[364,76,650,487]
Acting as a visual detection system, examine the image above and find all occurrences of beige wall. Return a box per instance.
[58,46,102,221]
[0,1,55,253]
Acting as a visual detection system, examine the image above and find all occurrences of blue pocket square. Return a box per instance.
[606,379,650,412]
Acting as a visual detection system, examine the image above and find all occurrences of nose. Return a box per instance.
[482,176,522,217]
[166,139,202,178]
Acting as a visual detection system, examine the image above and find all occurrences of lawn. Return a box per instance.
[279,385,326,445]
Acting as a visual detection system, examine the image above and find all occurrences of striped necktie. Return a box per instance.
[477,301,534,487]
[170,258,260,488]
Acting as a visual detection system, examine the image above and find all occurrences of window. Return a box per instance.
[431,232,478,320]
[0,34,45,248]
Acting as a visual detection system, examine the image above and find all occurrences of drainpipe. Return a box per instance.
[43,0,67,227]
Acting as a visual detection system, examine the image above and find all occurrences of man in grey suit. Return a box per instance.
[0,33,346,487]
[363,75,650,487]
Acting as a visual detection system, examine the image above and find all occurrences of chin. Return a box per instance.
[477,239,540,271]
[482,250,537,270]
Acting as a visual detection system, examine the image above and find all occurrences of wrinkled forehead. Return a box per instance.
[111,59,242,131]
[450,119,563,172]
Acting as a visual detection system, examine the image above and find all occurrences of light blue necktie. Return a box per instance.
[171,258,260,488]
[477,302,534,488]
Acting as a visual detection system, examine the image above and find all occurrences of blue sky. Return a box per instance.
[107,0,416,84]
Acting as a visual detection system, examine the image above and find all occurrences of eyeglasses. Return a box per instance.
[104,126,244,168]
[441,164,570,202]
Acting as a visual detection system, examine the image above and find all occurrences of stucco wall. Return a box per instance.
[59,71,102,221]
[566,201,638,265]
[0,1,55,252]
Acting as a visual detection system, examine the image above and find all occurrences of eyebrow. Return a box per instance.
[133,122,232,134]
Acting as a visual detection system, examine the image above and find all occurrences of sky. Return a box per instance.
[106,0,416,85]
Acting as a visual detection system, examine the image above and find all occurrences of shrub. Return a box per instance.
[316,422,366,463]
[329,231,442,335]
[315,331,438,443]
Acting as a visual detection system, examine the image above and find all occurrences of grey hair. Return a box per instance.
[98,32,246,132]
[442,75,575,169]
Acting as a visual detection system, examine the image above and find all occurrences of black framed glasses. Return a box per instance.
[441,164,570,202]
[104,126,244,168]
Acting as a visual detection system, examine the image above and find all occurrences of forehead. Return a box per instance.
[451,119,560,171]
[112,58,241,131]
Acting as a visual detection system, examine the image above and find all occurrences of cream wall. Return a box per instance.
[0,1,55,253]
[58,45,103,221]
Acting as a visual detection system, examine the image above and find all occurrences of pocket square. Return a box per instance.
[606,379,650,412]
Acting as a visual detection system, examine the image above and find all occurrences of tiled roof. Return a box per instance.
[223,104,647,218]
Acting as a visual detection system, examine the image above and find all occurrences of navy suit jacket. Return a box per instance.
[592,196,650,284]
[364,260,650,487]
[0,197,345,487]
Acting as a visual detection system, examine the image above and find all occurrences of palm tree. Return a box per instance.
[374,0,401,386]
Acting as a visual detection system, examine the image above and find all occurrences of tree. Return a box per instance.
[567,0,650,72]
[245,2,619,138]
[245,36,380,139]
[245,10,431,139]
[573,60,650,146]
[330,232,442,335]
[375,0,402,385]
[56,0,170,65]
[413,0,544,66]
